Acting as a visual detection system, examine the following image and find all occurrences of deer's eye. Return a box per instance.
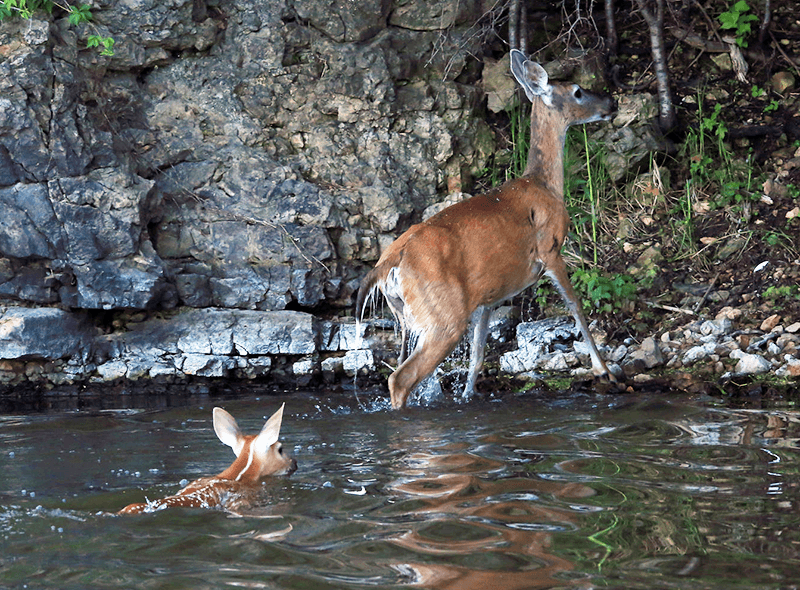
[277,444,284,455]
[574,87,583,99]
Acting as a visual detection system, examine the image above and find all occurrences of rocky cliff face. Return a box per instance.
[1,0,493,313]
[0,0,501,387]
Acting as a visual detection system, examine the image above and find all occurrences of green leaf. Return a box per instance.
[718,13,737,29]
[87,34,114,55]
[100,36,114,56]
[732,0,751,13]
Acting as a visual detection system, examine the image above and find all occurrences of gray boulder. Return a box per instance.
[0,307,92,360]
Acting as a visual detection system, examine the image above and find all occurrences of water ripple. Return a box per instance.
[2,393,800,589]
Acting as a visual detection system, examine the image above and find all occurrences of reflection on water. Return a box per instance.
[2,391,800,589]
[388,451,585,589]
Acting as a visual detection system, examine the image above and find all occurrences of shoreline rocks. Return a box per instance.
[1,302,797,396]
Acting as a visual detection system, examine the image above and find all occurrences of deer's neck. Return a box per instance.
[521,101,568,197]
[217,438,257,482]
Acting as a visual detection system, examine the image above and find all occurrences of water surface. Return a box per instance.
[1,388,799,589]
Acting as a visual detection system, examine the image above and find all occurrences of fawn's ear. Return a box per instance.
[213,407,245,456]
[253,403,285,455]
[509,49,552,105]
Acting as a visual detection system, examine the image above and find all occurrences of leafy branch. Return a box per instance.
[87,33,114,56]
[718,0,759,47]
[0,0,114,55]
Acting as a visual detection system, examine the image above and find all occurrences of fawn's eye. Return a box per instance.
[574,87,583,99]
[277,444,284,455]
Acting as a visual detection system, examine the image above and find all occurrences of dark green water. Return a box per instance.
[1,388,799,589]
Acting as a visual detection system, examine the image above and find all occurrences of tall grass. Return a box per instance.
[564,125,612,265]
[508,101,531,182]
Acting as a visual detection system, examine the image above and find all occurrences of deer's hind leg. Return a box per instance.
[462,306,491,400]
[387,300,470,410]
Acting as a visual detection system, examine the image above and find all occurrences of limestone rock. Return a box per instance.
[730,350,772,375]
[0,307,91,360]
[626,337,664,370]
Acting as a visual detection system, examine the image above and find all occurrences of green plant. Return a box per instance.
[763,230,799,258]
[572,268,637,314]
[763,284,800,302]
[763,99,779,113]
[670,181,697,258]
[718,0,759,47]
[531,283,555,317]
[87,33,114,56]
[684,97,721,180]
[66,1,89,24]
[0,0,52,18]
[0,0,114,55]
[700,103,729,163]
[681,92,760,213]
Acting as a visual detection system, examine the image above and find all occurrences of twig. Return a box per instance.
[203,206,332,273]
[427,0,507,81]
[689,0,727,47]
[770,30,800,80]
[646,301,696,315]
[692,271,719,313]
[667,26,728,52]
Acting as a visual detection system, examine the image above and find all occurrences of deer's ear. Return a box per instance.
[510,49,552,105]
[213,407,245,456]
[253,403,285,455]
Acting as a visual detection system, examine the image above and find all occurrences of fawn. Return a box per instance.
[356,49,618,409]
[118,404,296,514]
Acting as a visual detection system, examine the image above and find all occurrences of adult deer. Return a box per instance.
[118,404,296,514]
[356,49,618,409]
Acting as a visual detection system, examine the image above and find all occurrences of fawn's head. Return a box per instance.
[510,49,616,126]
[213,403,297,482]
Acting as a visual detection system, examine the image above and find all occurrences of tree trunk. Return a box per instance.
[605,0,618,56]
[635,0,676,131]
[509,0,520,51]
